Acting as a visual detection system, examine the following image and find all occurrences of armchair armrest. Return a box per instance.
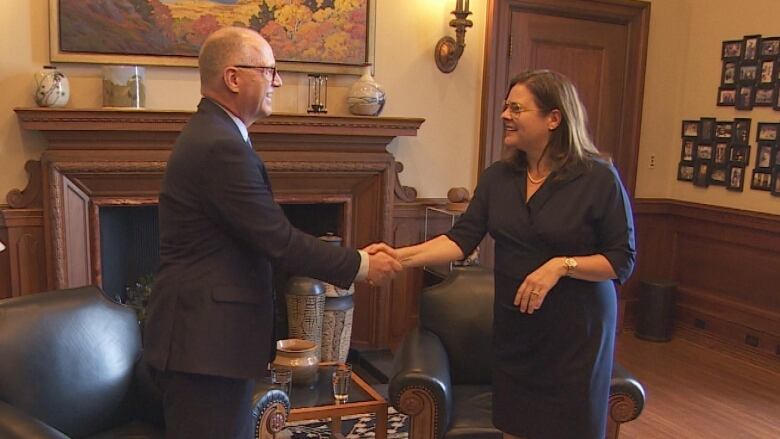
[252,387,290,439]
[0,401,68,439]
[388,327,453,439]
[607,362,646,439]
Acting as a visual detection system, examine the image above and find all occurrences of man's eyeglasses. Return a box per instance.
[502,100,545,115]
[233,64,278,79]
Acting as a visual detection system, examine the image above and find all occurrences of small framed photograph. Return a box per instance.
[739,63,758,82]
[756,142,774,169]
[754,86,775,106]
[736,84,755,110]
[721,61,737,85]
[699,117,716,142]
[715,121,733,139]
[696,143,713,160]
[717,87,736,106]
[750,170,772,191]
[682,120,699,138]
[709,166,727,186]
[693,161,711,187]
[774,83,780,111]
[771,168,780,196]
[681,139,695,162]
[743,35,761,62]
[729,144,750,165]
[760,59,775,84]
[677,162,694,181]
[760,37,780,58]
[722,39,743,60]
[714,142,729,165]
[775,147,780,167]
[734,118,751,144]
[727,165,745,191]
[756,122,779,141]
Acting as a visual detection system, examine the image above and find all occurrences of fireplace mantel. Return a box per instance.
[15,107,423,151]
[6,107,424,350]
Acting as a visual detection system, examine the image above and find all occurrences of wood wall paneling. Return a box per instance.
[0,208,46,298]
[628,199,780,361]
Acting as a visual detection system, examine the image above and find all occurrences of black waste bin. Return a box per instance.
[635,279,677,342]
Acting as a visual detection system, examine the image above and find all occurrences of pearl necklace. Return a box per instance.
[527,170,549,184]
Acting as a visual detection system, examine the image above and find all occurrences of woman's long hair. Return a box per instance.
[503,70,607,179]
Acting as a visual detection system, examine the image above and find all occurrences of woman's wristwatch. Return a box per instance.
[563,257,578,276]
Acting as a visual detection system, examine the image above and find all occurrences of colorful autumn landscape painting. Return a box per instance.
[57,0,368,66]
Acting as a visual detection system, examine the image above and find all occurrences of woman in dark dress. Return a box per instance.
[396,70,635,439]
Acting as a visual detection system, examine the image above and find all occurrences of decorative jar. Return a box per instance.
[33,66,69,107]
[102,65,145,108]
[273,338,319,386]
[285,276,325,359]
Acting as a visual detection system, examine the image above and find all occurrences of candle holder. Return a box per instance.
[307,74,328,114]
[434,0,473,73]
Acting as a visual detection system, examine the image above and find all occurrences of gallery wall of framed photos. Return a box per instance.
[678,118,780,195]
[717,35,780,110]
[678,34,780,197]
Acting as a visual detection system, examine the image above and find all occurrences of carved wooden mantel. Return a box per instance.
[9,107,424,350]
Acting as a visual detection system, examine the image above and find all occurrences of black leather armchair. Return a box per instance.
[388,267,646,439]
[0,286,289,439]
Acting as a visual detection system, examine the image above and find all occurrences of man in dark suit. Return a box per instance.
[143,27,401,439]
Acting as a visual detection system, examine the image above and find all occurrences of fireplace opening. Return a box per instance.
[281,203,344,239]
[99,206,159,301]
[98,202,346,309]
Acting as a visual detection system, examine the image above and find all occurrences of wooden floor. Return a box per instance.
[615,330,780,439]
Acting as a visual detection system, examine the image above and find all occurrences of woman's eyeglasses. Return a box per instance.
[502,100,546,115]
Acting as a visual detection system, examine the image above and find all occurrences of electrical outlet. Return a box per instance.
[649,154,656,169]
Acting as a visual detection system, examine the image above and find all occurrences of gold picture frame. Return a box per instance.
[49,0,376,75]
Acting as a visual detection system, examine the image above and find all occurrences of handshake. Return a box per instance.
[360,242,406,286]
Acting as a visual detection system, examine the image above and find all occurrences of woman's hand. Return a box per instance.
[514,257,566,314]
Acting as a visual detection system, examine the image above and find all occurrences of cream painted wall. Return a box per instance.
[2,0,779,215]
[636,0,780,215]
[0,0,485,200]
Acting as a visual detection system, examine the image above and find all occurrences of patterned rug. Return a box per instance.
[280,407,409,438]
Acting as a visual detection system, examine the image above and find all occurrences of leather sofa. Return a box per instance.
[0,286,289,439]
[388,267,646,439]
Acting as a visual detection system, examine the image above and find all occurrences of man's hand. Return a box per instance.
[362,242,398,259]
[362,242,402,285]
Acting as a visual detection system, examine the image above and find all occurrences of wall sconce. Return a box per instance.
[0,241,5,253]
[435,0,473,73]
[307,74,328,114]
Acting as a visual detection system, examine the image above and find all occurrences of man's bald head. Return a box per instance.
[198,27,270,91]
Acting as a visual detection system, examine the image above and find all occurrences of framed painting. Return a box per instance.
[49,0,377,75]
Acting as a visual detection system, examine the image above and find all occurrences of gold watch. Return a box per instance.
[563,257,578,276]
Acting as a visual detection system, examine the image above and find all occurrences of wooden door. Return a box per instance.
[480,0,650,193]
[509,12,628,175]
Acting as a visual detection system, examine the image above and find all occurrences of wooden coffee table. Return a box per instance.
[286,363,388,439]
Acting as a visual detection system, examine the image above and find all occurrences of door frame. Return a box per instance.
[478,0,651,194]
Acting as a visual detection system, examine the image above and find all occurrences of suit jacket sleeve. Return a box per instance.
[199,138,360,288]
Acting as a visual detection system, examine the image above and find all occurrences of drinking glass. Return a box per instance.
[271,366,292,396]
[331,363,352,403]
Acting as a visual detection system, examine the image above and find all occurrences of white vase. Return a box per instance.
[33,66,69,107]
[347,65,386,116]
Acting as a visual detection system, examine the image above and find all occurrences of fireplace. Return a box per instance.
[10,107,423,350]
